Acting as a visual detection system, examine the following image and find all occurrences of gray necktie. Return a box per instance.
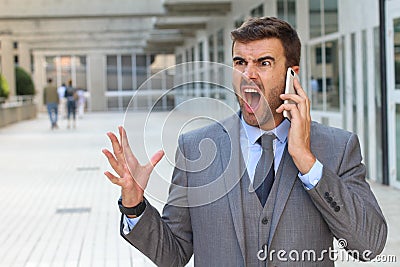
[252,134,275,207]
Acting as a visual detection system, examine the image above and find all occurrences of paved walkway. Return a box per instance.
[0,112,398,267]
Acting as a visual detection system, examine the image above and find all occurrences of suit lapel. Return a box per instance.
[268,146,298,244]
[218,114,247,262]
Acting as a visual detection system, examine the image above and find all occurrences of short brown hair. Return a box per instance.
[231,17,301,68]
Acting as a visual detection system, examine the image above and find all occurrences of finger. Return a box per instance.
[293,77,307,98]
[102,149,125,176]
[293,78,311,114]
[144,150,165,173]
[119,126,139,167]
[281,88,310,118]
[104,171,123,186]
[280,93,303,104]
[276,103,301,120]
[107,131,125,163]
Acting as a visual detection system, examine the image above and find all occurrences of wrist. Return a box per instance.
[293,152,316,174]
[121,189,143,207]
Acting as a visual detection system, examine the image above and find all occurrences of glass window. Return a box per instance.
[351,33,357,132]
[309,0,322,38]
[208,34,215,62]
[310,0,338,38]
[107,55,118,91]
[198,41,204,61]
[60,56,72,85]
[235,16,244,28]
[397,104,400,182]
[176,54,183,65]
[136,55,148,88]
[310,40,339,111]
[326,40,339,111]
[362,30,369,173]
[341,36,347,128]
[277,0,296,28]
[45,56,57,84]
[394,18,400,88]
[324,0,338,35]
[217,29,224,63]
[250,4,264,17]
[310,44,322,110]
[121,55,132,91]
[75,56,87,90]
[374,27,383,182]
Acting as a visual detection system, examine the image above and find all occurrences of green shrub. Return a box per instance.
[15,66,35,95]
[0,74,10,99]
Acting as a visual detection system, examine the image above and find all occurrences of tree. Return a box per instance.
[0,74,10,99]
[15,66,35,95]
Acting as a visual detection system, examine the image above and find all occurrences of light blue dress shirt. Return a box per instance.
[123,118,323,233]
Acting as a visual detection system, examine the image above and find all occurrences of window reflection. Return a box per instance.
[324,0,338,35]
[309,40,339,111]
[309,0,322,38]
[394,18,400,88]
[326,40,339,111]
[309,0,338,38]
[396,104,400,182]
[310,44,323,110]
[277,0,296,29]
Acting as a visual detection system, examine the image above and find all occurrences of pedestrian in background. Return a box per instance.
[76,88,86,119]
[64,80,77,129]
[43,78,59,130]
[57,83,67,119]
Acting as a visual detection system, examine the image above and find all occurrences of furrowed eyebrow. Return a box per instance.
[233,56,246,62]
[257,56,275,63]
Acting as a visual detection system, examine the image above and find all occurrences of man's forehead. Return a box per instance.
[232,38,284,58]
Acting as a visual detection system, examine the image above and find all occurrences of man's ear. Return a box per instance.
[291,66,300,74]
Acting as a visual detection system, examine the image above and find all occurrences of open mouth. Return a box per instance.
[243,87,261,111]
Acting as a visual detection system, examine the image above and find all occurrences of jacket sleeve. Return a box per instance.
[307,133,387,260]
[120,135,193,267]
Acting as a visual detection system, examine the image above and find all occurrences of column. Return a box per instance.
[18,42,32,75]
[87,52,107,111]
[33,52,46,110]
[0,37,16,97]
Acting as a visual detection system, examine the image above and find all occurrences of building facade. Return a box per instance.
[1,0,400,188]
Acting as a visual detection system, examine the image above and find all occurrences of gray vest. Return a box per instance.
[240,147,288,266]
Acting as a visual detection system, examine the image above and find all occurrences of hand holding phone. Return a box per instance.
[283,67,297,120]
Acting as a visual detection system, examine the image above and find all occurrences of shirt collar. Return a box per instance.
[240,116,290,145]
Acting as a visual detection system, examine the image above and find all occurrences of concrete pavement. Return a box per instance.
[0,111,398,267]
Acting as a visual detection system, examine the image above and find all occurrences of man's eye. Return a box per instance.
[235,60,245,66]
[260,61,271,66]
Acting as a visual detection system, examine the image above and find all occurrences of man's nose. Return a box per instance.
[243,64,257,79]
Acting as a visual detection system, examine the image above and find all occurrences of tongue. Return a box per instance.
[245,92,260,109]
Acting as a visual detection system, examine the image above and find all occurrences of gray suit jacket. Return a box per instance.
[121,114,387,266]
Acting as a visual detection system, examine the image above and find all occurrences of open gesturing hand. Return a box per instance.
[102,126,164,208]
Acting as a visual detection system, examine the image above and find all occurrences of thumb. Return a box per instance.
[145,150,165,172]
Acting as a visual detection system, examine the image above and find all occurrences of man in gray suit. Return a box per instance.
[103,17,387,266]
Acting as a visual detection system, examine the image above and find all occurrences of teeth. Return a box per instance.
[244,88,259,93]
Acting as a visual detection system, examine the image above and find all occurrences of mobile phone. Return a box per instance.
[283,67,296,119]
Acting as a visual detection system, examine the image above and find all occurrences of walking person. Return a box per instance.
[103,17,387,266]
[64,80,77,129]
[57,83,67,119]
[76,88,86,119]
[43,78,59,130]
